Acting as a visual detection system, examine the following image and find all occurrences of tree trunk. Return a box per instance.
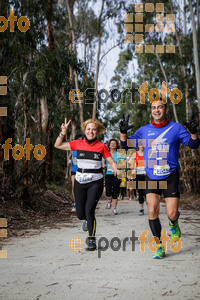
[169,0,191,122]
[40,97,49,133]
[47,0,54,49]
[66,0,84,125]
[92,0,105,119]
[197,0,199,30]
[23,93,30,205]
[42,0,54,182]
[84,33,88,85]
[188,0,200,125]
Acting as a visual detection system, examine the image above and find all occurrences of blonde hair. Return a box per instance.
[81,119,105,134]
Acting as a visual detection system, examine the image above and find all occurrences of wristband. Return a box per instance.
[60,132,65,136]
[59,134,64,139]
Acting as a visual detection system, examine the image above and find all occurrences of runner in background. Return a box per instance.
[119,178,127,200]
[127,151,137,201]
[103,139,121,215]
[130,145,146,215]
[68,133,84,212]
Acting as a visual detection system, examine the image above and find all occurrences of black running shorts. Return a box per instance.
[145,168,180,198]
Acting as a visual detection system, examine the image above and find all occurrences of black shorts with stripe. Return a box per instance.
[145,168,180,198]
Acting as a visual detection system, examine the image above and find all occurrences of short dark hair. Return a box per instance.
[75,133,84,140]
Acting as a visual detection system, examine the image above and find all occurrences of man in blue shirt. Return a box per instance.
[120,100,199,258]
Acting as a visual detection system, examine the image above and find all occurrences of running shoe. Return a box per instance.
[71,204,76,212]
[129,197,132,201]
[139,209,144,215]
[153,243,165,259]
[86,237,96,251]
[170,221,181,241]
[82,220,88,231]
[112,208,118,215]
[106,201,111,209]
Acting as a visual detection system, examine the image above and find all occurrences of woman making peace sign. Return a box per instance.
[54,118,118,251]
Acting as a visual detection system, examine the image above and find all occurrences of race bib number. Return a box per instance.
[76,174,93,183]
[153,165,170,176]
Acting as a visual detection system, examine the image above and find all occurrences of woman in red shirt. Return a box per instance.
[54,118,118,251]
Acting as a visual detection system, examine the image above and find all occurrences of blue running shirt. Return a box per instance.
[71,150,78,173]
[105,151,124,175]
[105,151,118,175]
[125,121,191,180]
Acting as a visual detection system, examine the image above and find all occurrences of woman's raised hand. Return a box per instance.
[61,118,71,135]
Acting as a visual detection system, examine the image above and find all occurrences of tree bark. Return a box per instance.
[197,0,199,30]
[40,97,49,133]
[92,0,105,119]
[66,0,84,125]
[23,92,30,204]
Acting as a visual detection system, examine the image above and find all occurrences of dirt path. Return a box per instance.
[0,198,200,300]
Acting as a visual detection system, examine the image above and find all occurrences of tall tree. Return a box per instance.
[188,0,200,125]
[93,0,105,119]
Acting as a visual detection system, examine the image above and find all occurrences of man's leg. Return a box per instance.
[164,169,181,239]
[165,197,181,239]
[146,193,161,239]
[165,197,179,221]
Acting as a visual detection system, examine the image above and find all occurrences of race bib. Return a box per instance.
[76,173,93,183]
[153,165,170,176]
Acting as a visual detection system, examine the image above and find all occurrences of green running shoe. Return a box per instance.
[153,243,165,259]
[170,221,181,241]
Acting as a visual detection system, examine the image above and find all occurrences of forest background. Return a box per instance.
[0,0,199,232]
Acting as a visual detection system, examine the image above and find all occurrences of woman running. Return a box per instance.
[54,118,118,251]
[104,139,121,215]
[131,145,146,215]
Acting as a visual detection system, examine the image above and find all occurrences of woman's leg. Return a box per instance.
[112,178,121,211]
[105,175,113,208]
[85,178,104,236]
[74,179,87,220]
